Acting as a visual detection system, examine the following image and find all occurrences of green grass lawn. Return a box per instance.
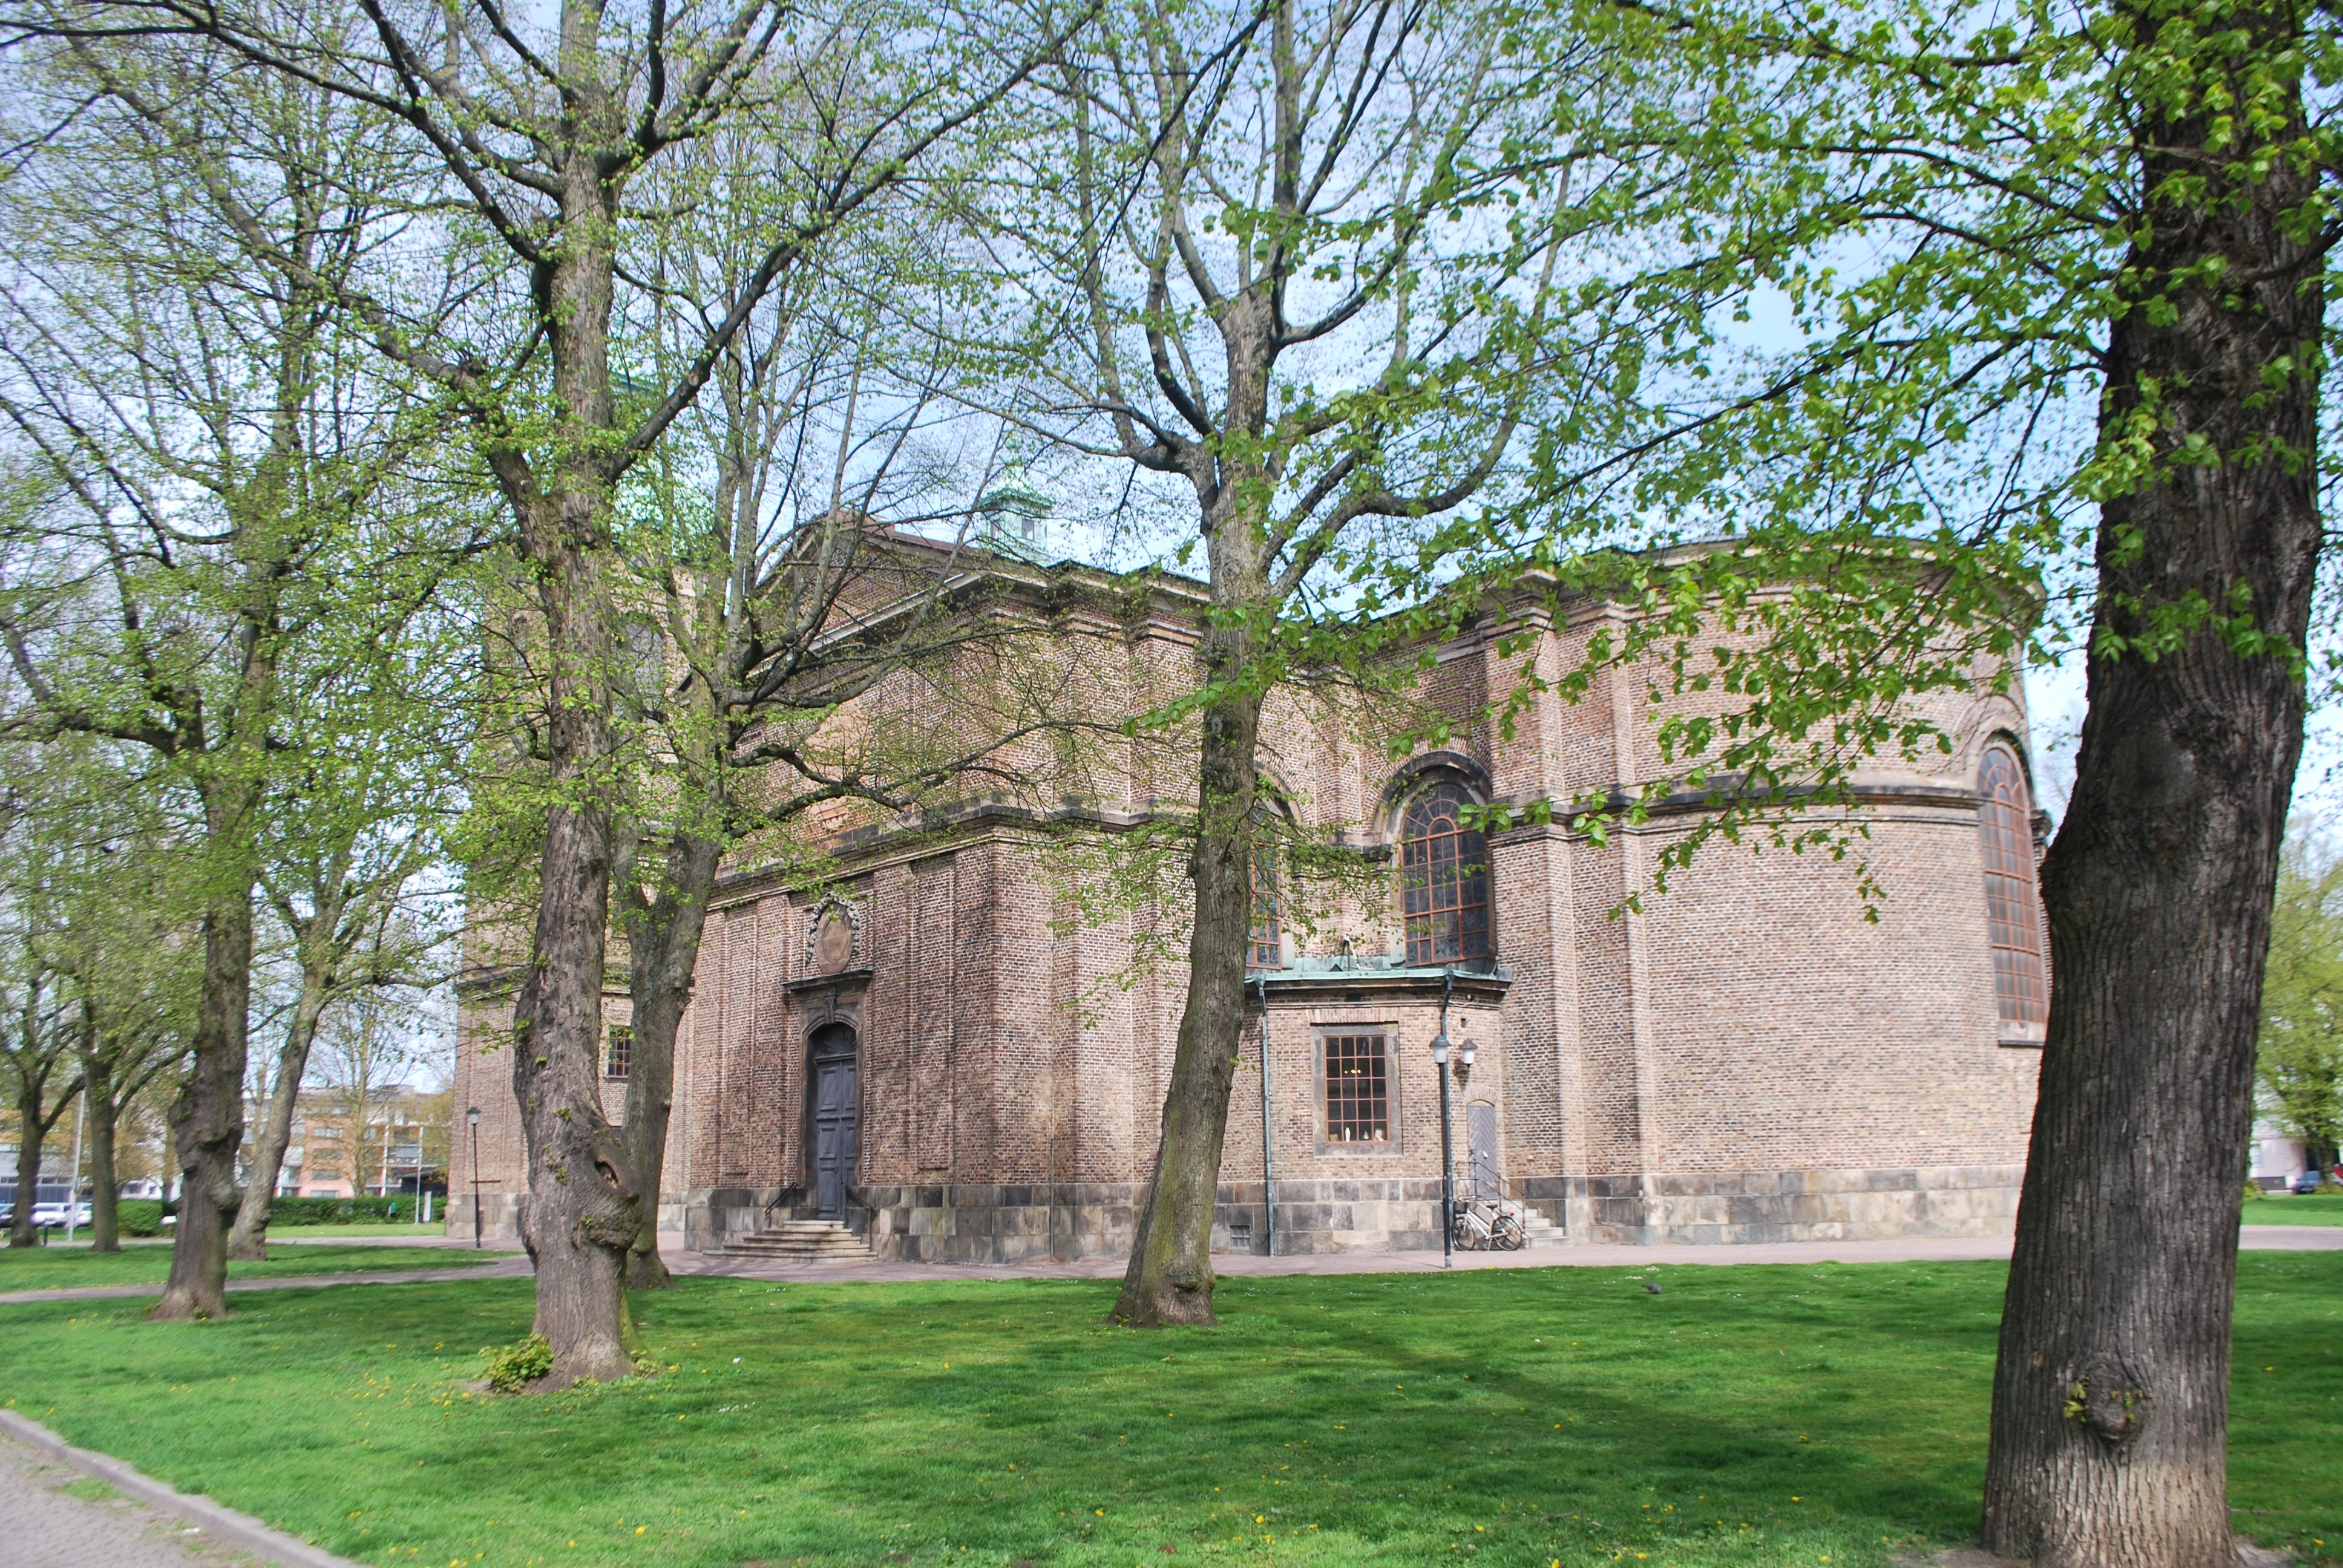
[0,1256,2336,1568]
[2244,1192,2343,1226]
[0,1241,513,1292]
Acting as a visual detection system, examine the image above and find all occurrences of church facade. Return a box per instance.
[450,549,2047,1261]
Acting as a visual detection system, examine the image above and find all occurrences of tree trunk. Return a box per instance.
[503,459,639,1382]
[1979,15,2321,1563]
[79,1029,119,1253]
[229,978,330,1261]
[618,828,722,1292]
[509,763,640,1381]
[1115,674,1264,1327]
[8,1082,44,1250]
[85,1088,119,1252]
[151,892,253,1321]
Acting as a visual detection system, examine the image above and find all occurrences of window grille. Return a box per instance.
[1978,747,2049,1028]
[1323,1033,1391,1143]
[604,1024,633,1081]
[1401,782,1492,965]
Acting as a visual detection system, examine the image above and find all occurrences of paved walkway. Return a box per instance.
[0,1256,532,1308]
[269,1234,485,1249]
[31,1233,483,1250]
[7,1226,2333,1303]
[0,1429,260,1568]
[668,1223,2343,1287]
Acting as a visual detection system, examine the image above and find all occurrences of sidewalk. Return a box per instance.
[8,1225,2332,1304]
[669,1223,2343,1287]
[0,1255,533,1307]
[0,1427,260,1568]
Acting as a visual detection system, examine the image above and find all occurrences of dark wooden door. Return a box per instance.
[1467,1102,1498,1200]
[811,1025,859,1218]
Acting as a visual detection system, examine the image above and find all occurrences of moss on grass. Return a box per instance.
[0,1256,2335,1568]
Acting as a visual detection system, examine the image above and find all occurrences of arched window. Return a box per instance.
[1979,745,2048,1029]
[1401,782,1492,966]
[1249,835,1282,970]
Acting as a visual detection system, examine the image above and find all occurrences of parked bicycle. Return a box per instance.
[1449,1195,1527,1250]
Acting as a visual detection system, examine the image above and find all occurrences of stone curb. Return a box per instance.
[0,1409,363,1568]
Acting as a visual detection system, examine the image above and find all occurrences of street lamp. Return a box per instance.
[467,1105,482,1250]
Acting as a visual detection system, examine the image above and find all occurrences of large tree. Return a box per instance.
[231,642,464,1258]
[593,151,1109,1288]
[40,748,199,1253]
[961,0,1672,1325]
[2256,829,2343,1166]
[0,41,457,1317]
[21,0,1086,1380]
[1422,0,2332,1561]
[0,949,76,1249]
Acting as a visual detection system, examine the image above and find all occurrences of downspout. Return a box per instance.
[1438,968,1456,1268]
[1256,972,1275,1258]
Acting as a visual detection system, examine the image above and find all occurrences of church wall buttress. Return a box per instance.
[952,843,999,1183]
[912,855,957,1173]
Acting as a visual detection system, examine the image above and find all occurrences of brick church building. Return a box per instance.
[451,541,2046,1261]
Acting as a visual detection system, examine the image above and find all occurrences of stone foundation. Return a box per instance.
[441,1191,522,1243]
[471,1163,2021,1258]
[1525,1163,2024,1246]
[684,1186,792,1252]
[1247,1177,1447,1255]
[836,1177,1453,1262]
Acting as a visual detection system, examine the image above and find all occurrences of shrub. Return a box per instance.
[91,1194,424,1236]
[480,1333,553,1394]
[115,1200,168,1237]
[266,1196,415,1227]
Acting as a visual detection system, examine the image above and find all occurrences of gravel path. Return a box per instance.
[0,1429,260,1568]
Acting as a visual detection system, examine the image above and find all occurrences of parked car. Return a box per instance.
[2290,1170,2328,1195]
[29,1201,91,1229]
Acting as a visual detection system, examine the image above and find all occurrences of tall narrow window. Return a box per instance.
[1979,746,2049,1029]
[1323,1033,1391,1143]
[603,1024,633,1081]
[1401,782,1492,965]
[1249,837,1282,969]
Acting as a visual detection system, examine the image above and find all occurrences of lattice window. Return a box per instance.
[1250,837,1282,969]
[1979,746,2049,1028]
[603,1024,633,1081]
[1323,1033,1391,1143]
[1401,782,1492,965]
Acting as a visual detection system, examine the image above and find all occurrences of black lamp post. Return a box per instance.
[467,1105,482,1249]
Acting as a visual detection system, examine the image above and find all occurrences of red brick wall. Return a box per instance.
[453,569,2042,1252]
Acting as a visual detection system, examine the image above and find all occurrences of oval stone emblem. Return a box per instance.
[813,909,854,973]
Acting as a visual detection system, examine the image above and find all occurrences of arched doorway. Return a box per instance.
[809,1022,859,1219]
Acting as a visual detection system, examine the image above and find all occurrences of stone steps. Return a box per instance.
[1519,1210,1566,1249]
[718,1219,876,1262]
